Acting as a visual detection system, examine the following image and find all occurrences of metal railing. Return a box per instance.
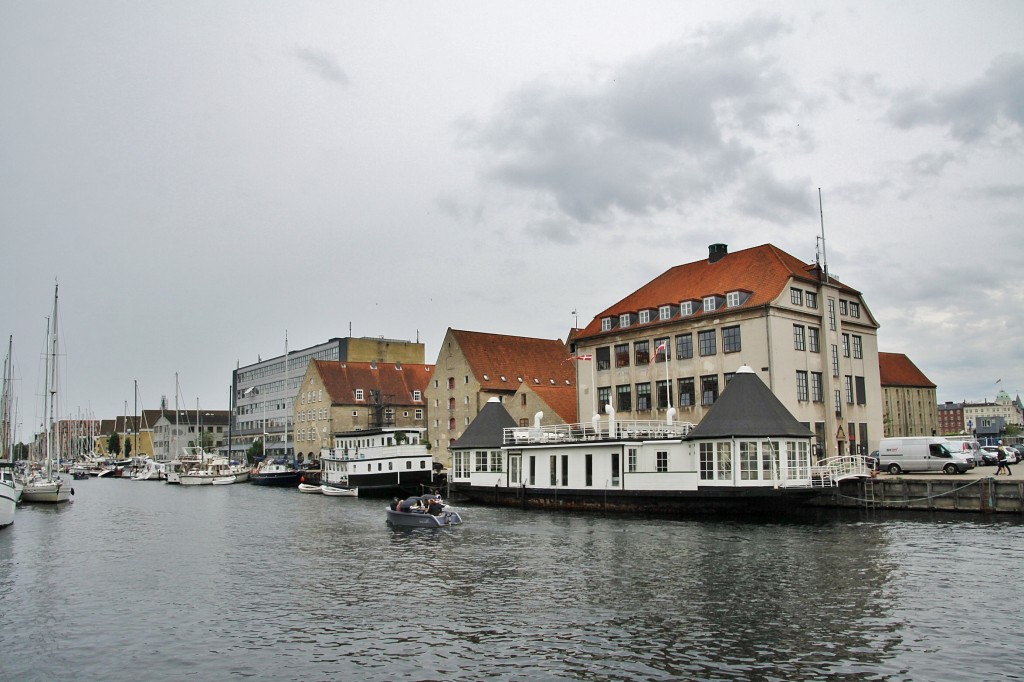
[503,420,695,445]
[811,455,870,487]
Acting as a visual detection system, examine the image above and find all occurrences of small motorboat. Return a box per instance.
[212,476,236,485]
[321,485,357,497]
[386,494,463,527]
[297,483,322,494]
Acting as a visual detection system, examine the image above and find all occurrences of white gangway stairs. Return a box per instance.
[812,455,871,487]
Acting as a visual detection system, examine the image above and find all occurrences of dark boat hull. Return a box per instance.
[451,483,821,516]
[250,471,301,487]
[349,470,434,498]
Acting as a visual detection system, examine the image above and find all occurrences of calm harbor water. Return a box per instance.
[2,479,1022,681]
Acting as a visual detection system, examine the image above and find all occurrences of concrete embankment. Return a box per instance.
[813,466,1024,514]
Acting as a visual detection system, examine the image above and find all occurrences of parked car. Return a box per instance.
[980,445,1001,466]
[866,450,880,470]
[981,444,1021,466]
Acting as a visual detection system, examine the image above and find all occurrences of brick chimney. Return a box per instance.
[709,243,728,263]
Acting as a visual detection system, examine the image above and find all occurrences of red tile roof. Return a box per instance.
[878,352,935,388]
[576,243,857,339]
[314,360,433,405]
[529,385,579,423]
[450,329,574,391]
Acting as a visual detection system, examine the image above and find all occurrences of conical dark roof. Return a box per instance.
[687,367,814,439]
[452,398,517,450]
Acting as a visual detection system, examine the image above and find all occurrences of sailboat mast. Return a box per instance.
[284,330,289,462]
[44,284,62,474]
[1,335,12,462]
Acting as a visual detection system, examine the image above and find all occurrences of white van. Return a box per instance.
[877,437,975,475]
[943,435,982,465]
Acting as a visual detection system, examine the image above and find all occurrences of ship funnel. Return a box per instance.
[604,403,616,438]
[534,411,544,428]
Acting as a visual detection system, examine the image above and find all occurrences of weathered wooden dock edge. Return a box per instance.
[812,476,1024,514]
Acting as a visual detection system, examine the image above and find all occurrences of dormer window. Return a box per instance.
[679,301,693,316]
[354,389,364,401]
[601,317,613,331]
[659,305,672,320]
[412,390,421,401]
[619,313,632,328]
[703,296,717,312]
[638,310,650,324]
[726,291,741,308]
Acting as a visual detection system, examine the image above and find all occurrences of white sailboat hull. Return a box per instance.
[0,483,16,527]
[21,474,73,504]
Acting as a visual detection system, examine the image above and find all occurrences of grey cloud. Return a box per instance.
[294,47,350,85]
[970,183,1024,200]
[909,151,958,177]
[733,170,815,224]
[887,52,1024,142]
[464,15,803,234]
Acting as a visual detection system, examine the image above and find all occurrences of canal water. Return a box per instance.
[1,479,1022,681]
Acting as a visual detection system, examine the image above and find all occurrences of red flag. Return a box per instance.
[650,342,667,364]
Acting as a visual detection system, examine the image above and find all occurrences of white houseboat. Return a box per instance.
[320,426,436,498]
[451,366,857,514]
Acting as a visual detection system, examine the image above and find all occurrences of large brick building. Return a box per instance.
[878,352,938,437]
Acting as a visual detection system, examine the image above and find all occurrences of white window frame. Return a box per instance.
[639,309,650,324]
[619,313,631,328]
[354,389,364,401]
[726,291,740,307]
[601,318,613,331]
[658,305,672,320]
[679,301,693,316]
[703,296,716,312]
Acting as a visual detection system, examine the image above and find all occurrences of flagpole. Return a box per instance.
[666,347,672,412]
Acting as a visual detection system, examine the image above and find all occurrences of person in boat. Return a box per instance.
[389,497,401,511]
[398,497,420,513]
[426,495,443,516]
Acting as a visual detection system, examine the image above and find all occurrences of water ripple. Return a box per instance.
[1,482,1023,680]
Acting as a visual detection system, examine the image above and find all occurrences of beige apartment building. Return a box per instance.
[964,389,1023,434]
[426,328,575,467]
[292,359,433,464]
[878,352,938,437]
[570,243,884,459]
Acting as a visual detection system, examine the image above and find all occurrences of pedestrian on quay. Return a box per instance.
[995,441,1010,475]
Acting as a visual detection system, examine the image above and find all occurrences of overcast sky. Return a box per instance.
[2,1,1022,433]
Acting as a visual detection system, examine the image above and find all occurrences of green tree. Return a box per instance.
[199,430,214,450]
[107,432,121,457]
[124,436,132,459]
[247,438,263,462]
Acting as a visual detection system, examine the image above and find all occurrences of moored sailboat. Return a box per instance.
[2,335,21,526]
[21,284,73,504]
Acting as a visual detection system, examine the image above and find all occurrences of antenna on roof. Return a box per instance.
[818,188,829,284]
